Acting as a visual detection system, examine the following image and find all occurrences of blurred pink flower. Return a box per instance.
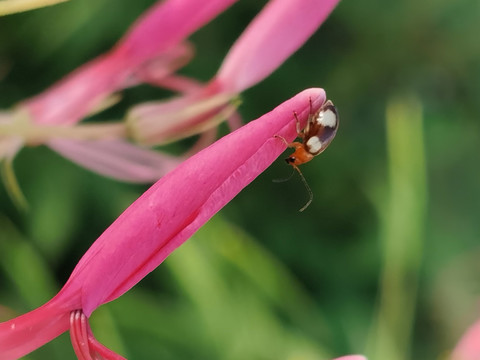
[0,0,238,186]
[452,318,480,360]
[23,0,238,126]
[0,88,328,360]
[3,0,341,183]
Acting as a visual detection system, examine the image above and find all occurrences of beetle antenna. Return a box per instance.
[292,165,313,212]
[272,167,295,183]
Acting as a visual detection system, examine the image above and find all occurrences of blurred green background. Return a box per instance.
[1,0,480,359]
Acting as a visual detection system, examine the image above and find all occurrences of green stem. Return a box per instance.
[368,95,427,360]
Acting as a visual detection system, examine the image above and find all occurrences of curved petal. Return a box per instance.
[48,139,180,182]
[0,88,326,359]
[23,43,191,126]
[217,0,340,92]
[126,88,235,146]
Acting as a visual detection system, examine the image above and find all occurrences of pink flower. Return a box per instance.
[1,0,341,184]
[121,0,341,182]
[0,0,239,188]
[0,88,328,360]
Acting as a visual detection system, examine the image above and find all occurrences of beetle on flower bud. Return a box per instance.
[276,99,339,211]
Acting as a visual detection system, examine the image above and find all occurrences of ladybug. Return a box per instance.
[276,99,339,211]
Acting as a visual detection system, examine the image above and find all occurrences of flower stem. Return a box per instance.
[0,121,127,146]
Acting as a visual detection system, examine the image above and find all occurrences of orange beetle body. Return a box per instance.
[276,99,339,211]
[285,99,339,167]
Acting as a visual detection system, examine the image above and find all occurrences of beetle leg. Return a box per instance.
[293,111,305,139]
[274,135,303,149]
[274,135,289,146]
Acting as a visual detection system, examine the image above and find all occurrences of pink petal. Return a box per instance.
[216,0,341,92]
[452,318,480,360]
[48,139,180,182]
[126,86,235,146]
[24,44,187,126]
[113,0,239,63]
[0,88,326,360]
[24,0,238,126]
[0,299,75,360]
[69,87,326,315]
[140,73,203,94]
[121,41,194,88]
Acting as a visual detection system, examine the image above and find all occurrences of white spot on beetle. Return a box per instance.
[317,109,337,128]
[306,136,322,153]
